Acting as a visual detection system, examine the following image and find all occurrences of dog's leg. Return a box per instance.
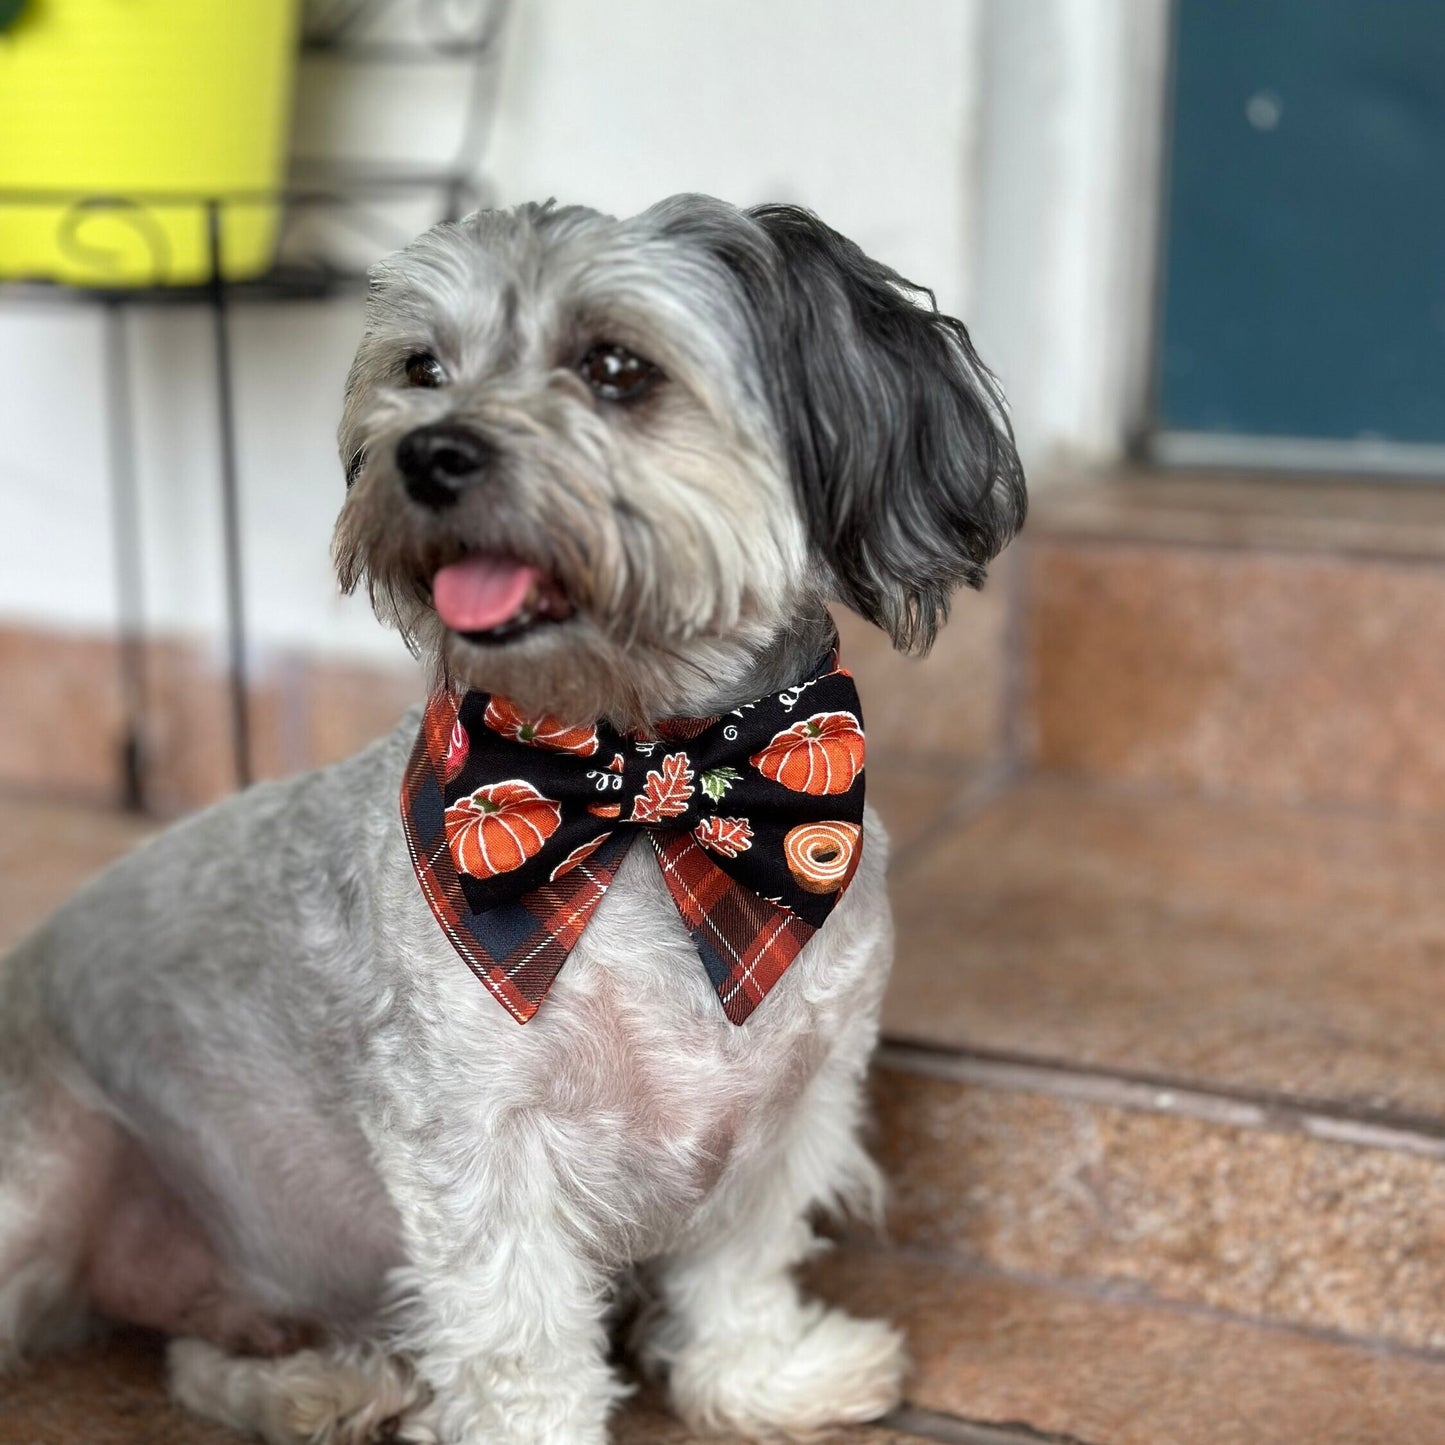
[388,1126,628,1445]
[1,946,308,1373]
[396,1231,623,1443]
[0,1095,97,1371]
[0,956,116,1369]
[641,1043,907,1437]
[168,1337,438,1445]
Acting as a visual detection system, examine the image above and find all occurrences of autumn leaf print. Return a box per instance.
[629,751,695,823]
[694,815,753,857]
[699,765,741,803]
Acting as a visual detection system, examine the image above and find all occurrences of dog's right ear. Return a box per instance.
[692,201,1027,654]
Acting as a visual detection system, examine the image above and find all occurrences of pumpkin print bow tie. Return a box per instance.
[400,646,866,1025]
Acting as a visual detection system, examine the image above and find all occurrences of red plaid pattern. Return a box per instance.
[402,691,630,1023]
[650,833,814,1024]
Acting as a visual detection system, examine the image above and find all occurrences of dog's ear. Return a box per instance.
[743,205,1026,653]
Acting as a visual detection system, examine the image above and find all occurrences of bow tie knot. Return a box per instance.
[402,645,868,1024]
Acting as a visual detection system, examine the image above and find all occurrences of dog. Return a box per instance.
[0,195,1024,1443]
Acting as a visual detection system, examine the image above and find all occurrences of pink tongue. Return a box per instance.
[433,556,542,632]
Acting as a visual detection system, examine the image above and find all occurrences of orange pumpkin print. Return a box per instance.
[550,833,611,882]
[445,779,562,879]
[483,697,599,757]
[749,711,864,795]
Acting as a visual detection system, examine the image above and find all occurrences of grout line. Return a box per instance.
[884,1406,1101,1445]
[1299,1112,1445,1157]
[1028,522,1445,574]
[876,1040,1445,1159]
[846,1237,1445,1369]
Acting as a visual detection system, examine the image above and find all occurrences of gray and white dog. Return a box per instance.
[0,196,1024,1443]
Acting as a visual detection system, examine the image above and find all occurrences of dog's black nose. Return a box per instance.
[396,424,492,509]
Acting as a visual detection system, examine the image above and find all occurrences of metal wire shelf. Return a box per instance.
[0,0,509,809]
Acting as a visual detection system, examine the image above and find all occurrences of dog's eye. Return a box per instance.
[578,343,662,403]
[405,353,446,388]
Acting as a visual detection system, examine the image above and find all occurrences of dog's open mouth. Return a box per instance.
[432,555,575,645]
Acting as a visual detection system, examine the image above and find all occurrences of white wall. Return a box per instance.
[487,0,984,316]
[0,298,379,658]
[0,0,1164,663]
[969,0,1169,467]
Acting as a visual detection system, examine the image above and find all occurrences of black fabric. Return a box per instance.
[434,650,867,929]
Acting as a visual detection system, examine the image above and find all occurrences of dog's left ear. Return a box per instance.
[737,205,1026,653]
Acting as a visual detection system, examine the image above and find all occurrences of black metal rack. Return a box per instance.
[0,0,510,810]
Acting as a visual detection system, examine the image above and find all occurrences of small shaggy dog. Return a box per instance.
[0,196,1024,1443]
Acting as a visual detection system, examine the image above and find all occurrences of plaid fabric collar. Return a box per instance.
[400,645,866,1025]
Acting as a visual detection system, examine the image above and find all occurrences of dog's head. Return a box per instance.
[335,196,1025,727]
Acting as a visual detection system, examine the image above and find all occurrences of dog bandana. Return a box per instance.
[400,646,866,1025]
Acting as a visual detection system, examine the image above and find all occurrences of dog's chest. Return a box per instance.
[553,846,828,1229]
[418,839,830,1253]
[399,816,886,1260]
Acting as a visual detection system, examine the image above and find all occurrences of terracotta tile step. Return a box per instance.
[1026,472,1445,815]
[1032,471,1445,563]
[17,1242,1445,1445]
[885,779,1445,1120]
[0,579,1012,818]
[0,794,157,952]
[877,777,1445,1350]
[1024,531,1445,812]
[0,624,431,817]
[812,1246,1445,1445]
[0,753,975,956]
[870,1046,1445,1354]
[10,778,1445,1413]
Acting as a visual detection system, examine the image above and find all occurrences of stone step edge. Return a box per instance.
[885,1404,1096,1445]
[853,1234,1445,1374]
[1028,472,1445,567]
[875,1038,1445,1161]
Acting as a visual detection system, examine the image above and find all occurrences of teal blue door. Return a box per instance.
[1155,0,1445,468]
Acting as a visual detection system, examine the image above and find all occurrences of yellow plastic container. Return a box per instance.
[0,0,300,286]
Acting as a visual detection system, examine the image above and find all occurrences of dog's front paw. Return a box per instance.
[666,1304,905,1438]
[420,1355,620,1445]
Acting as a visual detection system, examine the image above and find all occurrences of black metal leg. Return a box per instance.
[206,201,253,792]
[102,300,150,813]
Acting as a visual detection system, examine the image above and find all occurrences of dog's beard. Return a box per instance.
[333,399,814,729]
